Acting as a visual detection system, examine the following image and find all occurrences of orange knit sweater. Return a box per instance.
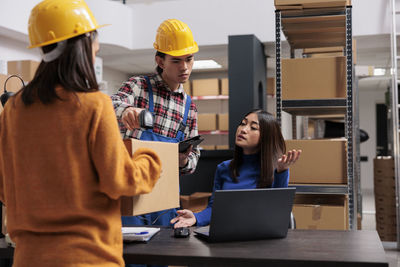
[0,88,161,267]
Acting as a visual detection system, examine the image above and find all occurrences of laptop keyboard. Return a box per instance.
[195,226,210,235]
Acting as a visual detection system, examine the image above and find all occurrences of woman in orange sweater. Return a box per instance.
[0,0,161,266]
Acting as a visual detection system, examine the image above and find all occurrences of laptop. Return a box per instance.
[194,187,296,242]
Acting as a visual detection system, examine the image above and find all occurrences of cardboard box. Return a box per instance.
[275,0,351,9]
[197,113,217,131]
[200,145,215,150]
[182,80,191,96]
[180,192,212,213]
[120,139,179,216]
[218,113,229,131]
[192,79,219,96]
[267,77,276,96]
[220,78,229,96]
[292,194,348,230]
[216,145,229,150]
[303,39,357,64]
[282,56,346,100]
[7,60,40,82]
[286,139,347,184]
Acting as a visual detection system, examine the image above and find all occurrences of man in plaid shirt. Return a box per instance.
[111,71,199,175]
[111,19,200,229]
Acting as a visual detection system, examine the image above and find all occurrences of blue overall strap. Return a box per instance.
[176,95,192,140]
[144,76,154,113]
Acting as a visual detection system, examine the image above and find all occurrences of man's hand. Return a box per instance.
[121,107,144,131]
[179,145,192,168]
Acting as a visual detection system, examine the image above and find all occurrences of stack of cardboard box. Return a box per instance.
[374,157,396,241]
[191,78,229,150]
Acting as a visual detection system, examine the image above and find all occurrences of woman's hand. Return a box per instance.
[170,209,196,228]
[277,149,302,173]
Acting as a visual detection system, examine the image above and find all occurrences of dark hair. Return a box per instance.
[155,51,166,75]
[21,31,99,105]
[229,109,286,188]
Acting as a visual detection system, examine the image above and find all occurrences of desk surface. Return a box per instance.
[123,229,388,266]
[0,229,389,267]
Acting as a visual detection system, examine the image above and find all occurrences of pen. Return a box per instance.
[134,231,149,235]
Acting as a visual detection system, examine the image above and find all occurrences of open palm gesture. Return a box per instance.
[277,149,302,173]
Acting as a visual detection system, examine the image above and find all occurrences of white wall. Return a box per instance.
[102,66,130,95]
[0,35,40,62]
[0,0,133,49]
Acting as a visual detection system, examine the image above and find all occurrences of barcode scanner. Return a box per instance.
[138,110,154,129]
[1,75,25,107]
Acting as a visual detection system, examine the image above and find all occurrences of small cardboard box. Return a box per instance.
[192,79,219,96]
[120,139,179,216]
[180,192,212,213]
[216,145,229,150]
[220,78,229,96]
[292,194,348,230]
[182,80,191,96]
[7,60,40,82]
[200,145,215,150]
[267,77,276,96]
[282,56,346,100]
[286,139,347,184]
[218,113,229,131]
[197,113,217,131]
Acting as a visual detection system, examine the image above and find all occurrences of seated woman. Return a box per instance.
[171,109,301,227]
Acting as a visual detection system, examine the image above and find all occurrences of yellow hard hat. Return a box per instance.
[153,19,199,57]
[28,0,107,48]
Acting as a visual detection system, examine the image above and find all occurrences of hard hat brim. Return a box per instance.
[28,24,110,49]
[156,43,199,57]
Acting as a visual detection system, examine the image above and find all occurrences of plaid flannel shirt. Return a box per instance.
[111,72,199,175]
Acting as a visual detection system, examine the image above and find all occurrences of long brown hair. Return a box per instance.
[21,31,99,105]
[229,109,286,188]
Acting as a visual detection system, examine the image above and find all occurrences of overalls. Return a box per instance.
[121,76,191,227]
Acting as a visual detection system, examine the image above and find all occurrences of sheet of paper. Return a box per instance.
[122,227,160,242]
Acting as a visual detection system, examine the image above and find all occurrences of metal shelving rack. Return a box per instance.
[389,0,400,248]
[275,5,359,230]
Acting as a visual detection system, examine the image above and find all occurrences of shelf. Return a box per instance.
[280,11,346,49]
[289,184,348,194]
[198,130,228,135]
[307,114,345,121]
[282,99,347,116]
[191,95,229,100]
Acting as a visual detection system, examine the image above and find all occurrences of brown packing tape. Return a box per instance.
[311,205,321,220]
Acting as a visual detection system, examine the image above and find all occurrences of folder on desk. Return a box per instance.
[122,227,160,242]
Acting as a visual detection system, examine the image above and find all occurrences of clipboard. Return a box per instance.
[179,135,204,153]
